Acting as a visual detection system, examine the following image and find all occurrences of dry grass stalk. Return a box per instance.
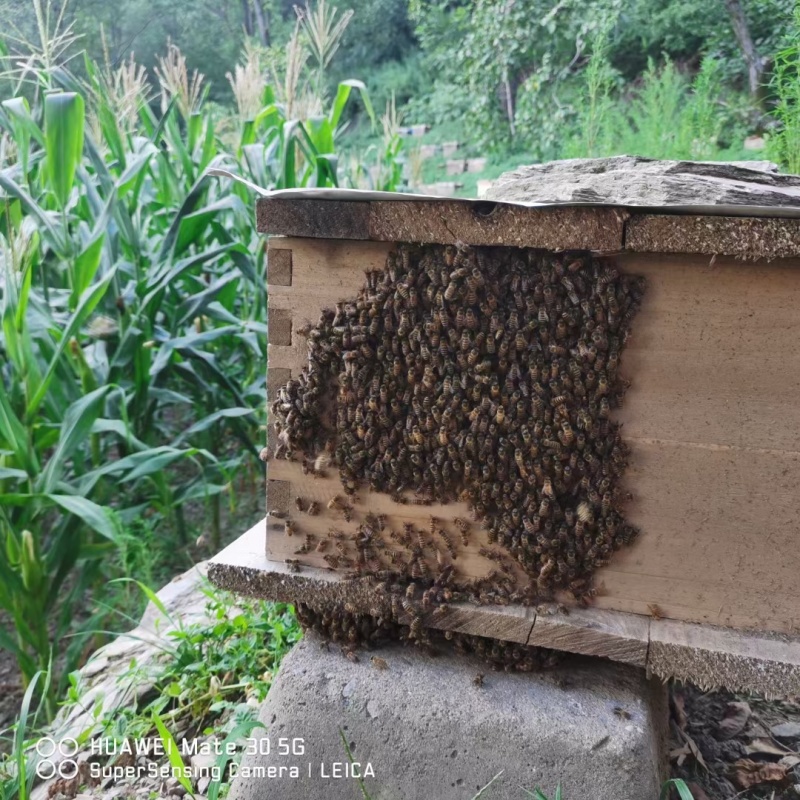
[296,0,354,73]
[154,40,205,117]
[0,0,81,90]
[86,30,151,142]
[226,41,266,122]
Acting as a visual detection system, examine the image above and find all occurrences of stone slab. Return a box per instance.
[227,636,668,800]
[485,155,799,209]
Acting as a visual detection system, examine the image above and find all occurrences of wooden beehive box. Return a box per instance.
[210,161,800,695]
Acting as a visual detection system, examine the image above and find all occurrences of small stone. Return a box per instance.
[771,722,800,740]
[165,778,187,796]
[190,751,218,778]
[366,699,379,718]
[342,679,357,698]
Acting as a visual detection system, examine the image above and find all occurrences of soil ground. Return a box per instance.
[669,684,800,798]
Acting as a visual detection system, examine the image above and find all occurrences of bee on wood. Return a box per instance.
[269,509,287,520]
[453,517,470,546]
[647,603,663,620]
[307,501,320,516]
[285,520,297,537]
[294,496,306,512]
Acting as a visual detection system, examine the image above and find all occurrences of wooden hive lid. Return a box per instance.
[249,157,800,260]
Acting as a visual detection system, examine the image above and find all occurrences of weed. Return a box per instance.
[768,2,800,173]
[521,778,694,799]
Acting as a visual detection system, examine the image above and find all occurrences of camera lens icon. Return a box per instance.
[34,738,80,780]
[35,737,56,759]
[59,738,78,757]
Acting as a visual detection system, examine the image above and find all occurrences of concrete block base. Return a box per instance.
[229,635,668,800]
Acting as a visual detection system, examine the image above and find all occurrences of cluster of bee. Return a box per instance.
[295,602,560,673]
[272,242,645,603]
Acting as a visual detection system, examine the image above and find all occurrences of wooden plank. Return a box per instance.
[266,461,498,580]
[616,253,800,451]
[267,248,292,285]
[626,214,800,261]
[258,199,626,251]
[265,237,800,640]
[366,200,625,251]
[529,607,649,666]
[212,521,535,644]
[268,308,292,345]
[592,440,800,634]
[649,619,800,697]
[209,525,800,693]
[258,199,371,240]
[265,238,502,584]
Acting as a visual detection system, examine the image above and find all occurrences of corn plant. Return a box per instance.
[0,0,394,716]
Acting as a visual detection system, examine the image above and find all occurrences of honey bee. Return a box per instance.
[259,447,271,462]
[613,706,632,720]
[285,520,297,537]
[647,603,663,620]
[285,558,301,573]
[294,496,306,512]
[307,501,320,516]
[472,673,485,688]
[343,648,360,663]
[370,656,389,670]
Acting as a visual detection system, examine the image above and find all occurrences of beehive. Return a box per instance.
[210,161,800,695]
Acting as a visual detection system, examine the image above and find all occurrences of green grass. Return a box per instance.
[521,779,694,799]
[44,586,300,800]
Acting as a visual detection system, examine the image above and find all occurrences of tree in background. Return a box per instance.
[408,0,795,156]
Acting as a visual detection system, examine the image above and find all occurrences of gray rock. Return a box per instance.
[485,155,800,210]
[227,636,668,800]
[190,749,219,778]
[771,721,800,740]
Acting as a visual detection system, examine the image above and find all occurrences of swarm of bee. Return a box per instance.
[273,243,645,608]
[295,602,560,673]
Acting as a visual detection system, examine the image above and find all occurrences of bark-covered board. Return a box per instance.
[267,237,800,638]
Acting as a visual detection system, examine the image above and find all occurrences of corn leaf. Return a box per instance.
[71,232,105,306]
[47,494,123,543]
[26,268,117,419]
[39,387,110,494]
[44,92,85,210]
